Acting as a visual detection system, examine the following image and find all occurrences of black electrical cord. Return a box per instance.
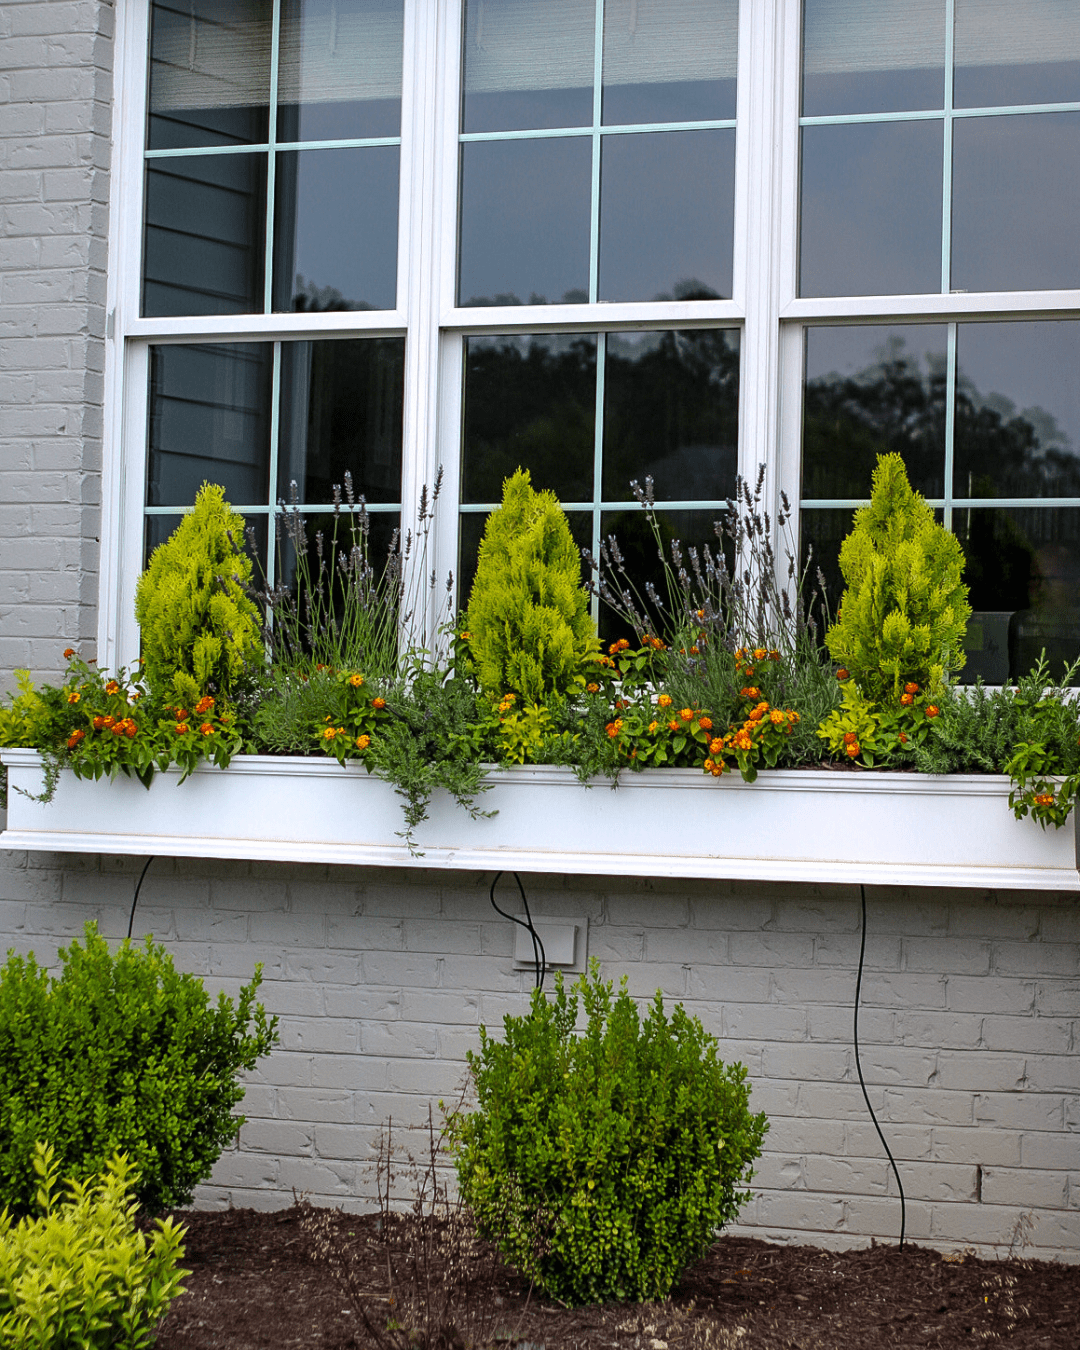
[489,871,546,989]
[854,883,906,1249]
[127,856,155,940]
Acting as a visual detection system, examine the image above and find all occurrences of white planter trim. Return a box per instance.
[2,750,1077,891]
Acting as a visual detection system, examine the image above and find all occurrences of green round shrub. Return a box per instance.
[0,923,277,1216]
[447,963,768,1305]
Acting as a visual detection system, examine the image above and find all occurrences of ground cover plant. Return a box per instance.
[4,454,1080,833]
[0,924,277,1216]
[0,1143,187,1350]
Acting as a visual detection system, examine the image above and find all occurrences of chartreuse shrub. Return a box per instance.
[447,962,767,1306]
[0,923,277,1216]
[134,482,263,710]
[825,453,970,702]
[0,1143,187,1350]
[466,468,599,703]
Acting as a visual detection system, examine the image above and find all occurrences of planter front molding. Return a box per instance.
[2,750,1077,890]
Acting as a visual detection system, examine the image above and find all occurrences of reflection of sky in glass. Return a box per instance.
[458,138,592,306]
[800,121,942,297]
[952,113,1080,294]
[954,0,1080,108]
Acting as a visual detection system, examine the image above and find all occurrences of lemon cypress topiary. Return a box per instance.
[825,453,970,700]
[467,468,598,702]
[135,483,263,709]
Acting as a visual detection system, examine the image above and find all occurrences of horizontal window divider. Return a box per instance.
[802,498,1080,512]
[144,502,403,516]
[781,292,1080,322]
[442,303,744,333]
[126,312,409,343]
[460,499,734,514]
[951,100,1080,119]
[800,102,1080,129]
[460,119,736,143]
[145,137,403,158]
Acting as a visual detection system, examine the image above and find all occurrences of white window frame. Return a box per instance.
[100,0,1080,680]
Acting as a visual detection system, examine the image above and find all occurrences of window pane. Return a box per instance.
[801,0,945,116]
[461,0,594,133]
[147,343,273,507]
[598,129,734,302]
[602,0,737,125]
[602,329,739,502]
[458,138,592,306]
[276,509,400,598]
[461,334,597,503]
[145,513,268,577]
[148,0,271,150]
[278,338,404,504]
[802,325,948,500]
[458,509,591,613]
[954,0,1080,109]
[143,154,267,317]
[272,147,399,312]
[951,113,1080,293]
[799,507,853,620]
[955,507,1080,681]
[277,0,404,142]
[599,508,726,638]
[799,121,943,297]
[954,321,1080,500]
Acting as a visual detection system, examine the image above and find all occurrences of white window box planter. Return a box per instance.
[2,749,1077,890]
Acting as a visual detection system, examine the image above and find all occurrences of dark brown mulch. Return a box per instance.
[154,1204,1079,1350]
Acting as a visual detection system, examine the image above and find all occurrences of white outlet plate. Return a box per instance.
[513,920,584,970]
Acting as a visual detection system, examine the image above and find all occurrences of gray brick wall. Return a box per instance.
[1,852,1077,1262]
[0,0,113,691]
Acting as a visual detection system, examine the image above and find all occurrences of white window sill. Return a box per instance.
[2,750,1077,891]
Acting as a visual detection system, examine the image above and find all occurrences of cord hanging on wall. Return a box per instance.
[128,856,155,940]
[854,883,906,1249]
[489,871,546,989]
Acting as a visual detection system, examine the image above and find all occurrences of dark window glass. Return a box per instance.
[276,508,400,596]
[602,329,739,502]
[272,147,399,312]
[954,0,1080,109]
[800,120,943,297]
[462,335,597,504]
[955,506,1080,681]
[802,325,948,500]
[143,154,267,317]
[601,0,738,126]
[148,0,272,150]
[461,0,594,133]
[277,0,403,142]
[277,338,404,504]
[145,512,268,576]
[801,0,946,116]
[798,506,854,621]
[954,322,1080,500]
[598,130,734,303]
[458,509,591,614]
[148,343,273,507]
[458,138,592,307]
[951,113,1080,293]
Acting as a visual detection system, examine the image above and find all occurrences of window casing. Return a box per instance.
[101,0,1080,679]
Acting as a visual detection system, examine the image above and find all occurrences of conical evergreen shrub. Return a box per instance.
[467,469,598,702]
[135,483,263,709]
[825,453,970,699]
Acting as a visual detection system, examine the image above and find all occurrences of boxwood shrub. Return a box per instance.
[448,962,768,1305]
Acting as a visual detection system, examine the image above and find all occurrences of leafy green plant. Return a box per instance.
[0,923,277,1216]
[135,482,263,711]
[447,962,767,1306]
[824,454,970,700]
[0,1143,187,1350]
[816,675,939,767]
[0,672,52,809]
[467,468,599,703]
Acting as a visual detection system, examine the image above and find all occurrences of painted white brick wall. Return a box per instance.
[0,850,1077,1262]
[0,0,112,691]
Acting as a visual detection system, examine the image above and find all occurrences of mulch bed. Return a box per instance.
[154,1204,1078,1350]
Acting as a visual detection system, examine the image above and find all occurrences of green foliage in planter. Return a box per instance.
[0,1142,187,1350]
[467,469,599,703]
[447,963,767,1306]
[825,454,970,701]
[0,923,277,1216]
[135,483,263,710]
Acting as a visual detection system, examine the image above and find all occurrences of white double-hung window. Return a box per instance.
[101,1,1080,676]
